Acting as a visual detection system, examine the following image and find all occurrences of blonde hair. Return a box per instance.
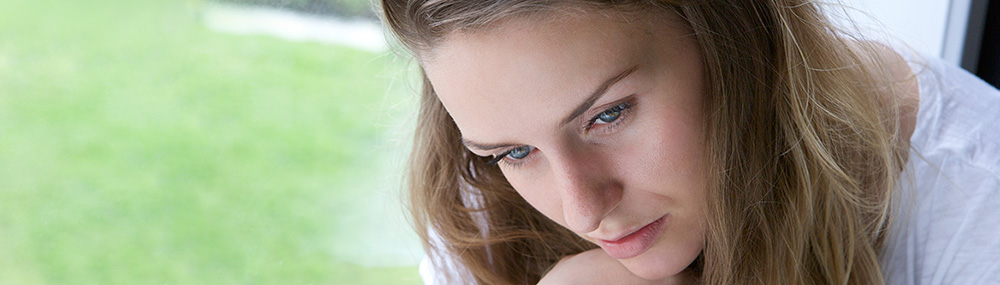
[381,0,910,284]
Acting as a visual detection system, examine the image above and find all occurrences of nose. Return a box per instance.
[550,148,623,234]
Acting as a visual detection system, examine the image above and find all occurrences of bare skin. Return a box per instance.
[872,43,920,148]
[538,249,695,284]
[426,9,709,281]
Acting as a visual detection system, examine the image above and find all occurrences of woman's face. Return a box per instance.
[422,8,709,280]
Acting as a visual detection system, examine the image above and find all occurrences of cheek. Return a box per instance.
[505,172,567,226]
[621,105,707,187]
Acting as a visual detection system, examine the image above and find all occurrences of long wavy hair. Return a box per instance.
[381,0,910,283]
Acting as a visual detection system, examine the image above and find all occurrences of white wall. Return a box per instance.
[835,0,959,63]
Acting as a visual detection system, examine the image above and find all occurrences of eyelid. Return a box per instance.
[485,150,509,165]
[485,146,536,167]
[485,146,524,165]
[584,95,636,130]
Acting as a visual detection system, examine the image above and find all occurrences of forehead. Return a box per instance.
[422,10,667,143]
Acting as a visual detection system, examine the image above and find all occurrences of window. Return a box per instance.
[0,0,420,283]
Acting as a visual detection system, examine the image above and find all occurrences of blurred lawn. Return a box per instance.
[0,0,421,284]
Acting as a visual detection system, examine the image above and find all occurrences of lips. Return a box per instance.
[595,215,668,259]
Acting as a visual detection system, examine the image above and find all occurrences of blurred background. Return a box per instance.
[2,0,995,284]
[837,0,999,87]
[0,0,423,283]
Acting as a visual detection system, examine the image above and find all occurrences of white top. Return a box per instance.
[882,54,1000,284]
[420,55,1000,284]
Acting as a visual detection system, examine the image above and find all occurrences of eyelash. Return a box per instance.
[484,99,636,168]
[485,147,534,168]
[584,101,633,132]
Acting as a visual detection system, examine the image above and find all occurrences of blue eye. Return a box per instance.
[484,145,535,166]
[506,146,533,159]
[595,103,627,124]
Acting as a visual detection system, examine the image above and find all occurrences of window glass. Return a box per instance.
[0,0,421,283]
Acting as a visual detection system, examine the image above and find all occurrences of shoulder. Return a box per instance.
[859,41,920,144]
[538,249,695,285]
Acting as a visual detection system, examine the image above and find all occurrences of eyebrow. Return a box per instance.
[462,65,638,152]
[561,65,638,125]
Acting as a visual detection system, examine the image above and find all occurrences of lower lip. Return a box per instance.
[597,215,668,259]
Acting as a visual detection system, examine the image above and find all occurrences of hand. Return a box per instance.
[537,248,694,284]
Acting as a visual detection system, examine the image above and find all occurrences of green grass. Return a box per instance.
[0,0,421,283]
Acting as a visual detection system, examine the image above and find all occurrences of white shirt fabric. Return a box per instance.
[882,54,1000,284]
[420,55,1000,285]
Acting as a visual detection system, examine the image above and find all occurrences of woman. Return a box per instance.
[380,0,1000,284]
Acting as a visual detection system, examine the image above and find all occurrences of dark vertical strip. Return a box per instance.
[976,0,1000,88]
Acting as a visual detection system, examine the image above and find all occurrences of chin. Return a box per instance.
[620,244,699,280]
